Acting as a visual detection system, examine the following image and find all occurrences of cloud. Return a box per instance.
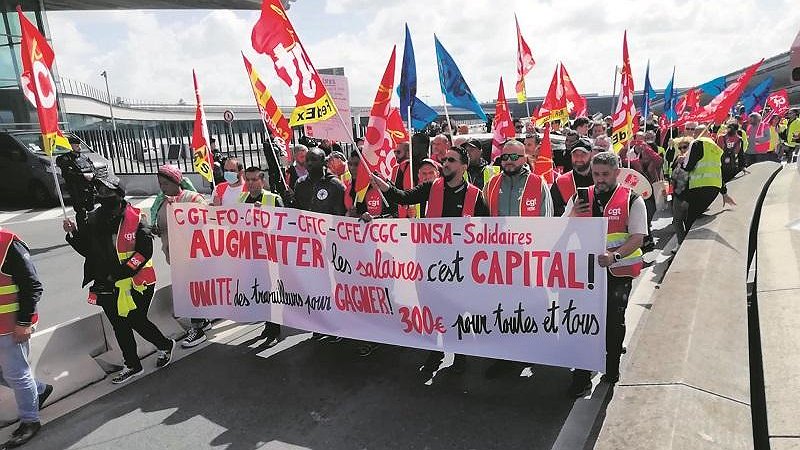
[48,1,800,110]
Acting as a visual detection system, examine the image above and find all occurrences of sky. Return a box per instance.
[47,0,800,108]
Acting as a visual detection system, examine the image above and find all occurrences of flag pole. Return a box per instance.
[611,65,618,114]
[331,109,391,207]
[48,154,68,218]
[407,104,414,184]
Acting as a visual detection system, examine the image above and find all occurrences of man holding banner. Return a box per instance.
[565,152,646,397]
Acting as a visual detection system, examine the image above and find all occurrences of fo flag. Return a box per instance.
[355,47,398,202]
[514,14,535,104]
[251,0,337,126]
[190,71,214,183]
[242,53,292,160]
[17,7,70,156]
[611,32,636,154]
[491,77,515,162]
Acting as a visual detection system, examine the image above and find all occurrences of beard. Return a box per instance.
[443,171,457,182]
[502,165,522,176]
[573,162,590,174]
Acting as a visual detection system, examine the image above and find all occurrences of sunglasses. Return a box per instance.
[499,153,523,161]
[678,145,689,149]
[441,157,459,163]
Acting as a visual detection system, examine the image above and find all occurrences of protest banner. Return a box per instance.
[168,205,609,371]
[305,74,352,142]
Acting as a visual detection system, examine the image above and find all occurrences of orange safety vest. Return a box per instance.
[117,204,156,290]
[484,172,543,217]
[577,185,643,278]
[555,171,577,204]
[426,178,479,218]
[391,160,418,218]
[0,230,37,334]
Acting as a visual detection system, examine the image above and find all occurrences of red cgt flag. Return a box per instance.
[242,53,292,166]
[190,70,214,183]
[534,124,555,184]
[17,7,70,155]
[355,46,397,202]
[251,0,337,127]
[492,77,515,161]
[560,63,587,118]
[514,14,535,104]
[535,64,568,126]
[386,107,409,147]
[611,31,636,153]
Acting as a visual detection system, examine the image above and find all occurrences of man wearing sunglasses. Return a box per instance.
[484,140,552,219]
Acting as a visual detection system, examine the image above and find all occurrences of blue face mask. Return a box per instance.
[223,171,238,184]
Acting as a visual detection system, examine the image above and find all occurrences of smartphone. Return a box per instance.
[577,187,590,204]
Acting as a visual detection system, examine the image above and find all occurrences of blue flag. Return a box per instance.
[741,76,773,114]
[410,96,438,130]
[397,24,417,124]
[697,75,727,96]
[663,68,677,122]
[434,35,487,121]
[642,60,656,121]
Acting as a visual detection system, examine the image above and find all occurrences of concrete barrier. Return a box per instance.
[595,162,781,449]
[755,167,800,449]
[0,314,108,424]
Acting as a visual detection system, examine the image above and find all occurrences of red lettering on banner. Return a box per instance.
[189,229,324,268]
[355,249,423,281]
[398,305,446,334]
[334,283,393,315]
[336,222,399,243]
[297,214,327,236]
[410,222,452,244]
[470,251,585,288]
[189,277,233,306]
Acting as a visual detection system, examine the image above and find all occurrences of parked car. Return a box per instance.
[0,131,112,206]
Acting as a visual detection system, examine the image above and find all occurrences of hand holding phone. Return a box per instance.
[573,187,591,216]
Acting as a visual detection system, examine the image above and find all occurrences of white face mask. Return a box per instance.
[223,171,238,184]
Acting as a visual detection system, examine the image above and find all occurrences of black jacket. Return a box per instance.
[1,239,42,325]
[65,202,154,289]
[292,169,346,216]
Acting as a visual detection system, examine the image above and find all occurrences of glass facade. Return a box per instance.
[0,0,49,127]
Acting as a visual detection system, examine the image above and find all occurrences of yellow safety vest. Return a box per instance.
[769,126,779,152]
[688,137,723,190]
[239,190,279,206]
[787,119,800,148]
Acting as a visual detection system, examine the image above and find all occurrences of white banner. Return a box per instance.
[304,74,352,142]
[167,205,608,371]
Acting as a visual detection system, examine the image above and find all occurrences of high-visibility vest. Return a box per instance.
[0,230,37,335]
[464,164,500,190]
[115,205,157,317]
[391,160,419,218]
[577,186,643,278]
[426,178,479,218]
[769,126,779,152]
[238,190,279,206]
[688,137,723,190]
[555,171,577,203]
[748,124,770,154]
[485,172,543,217]
[787,118,800,148]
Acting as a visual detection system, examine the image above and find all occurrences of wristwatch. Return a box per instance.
[612,252,622,262]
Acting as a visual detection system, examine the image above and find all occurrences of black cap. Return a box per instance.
[94,177,125,198]
[461,138,482,150]
[68,135,81,145]
[571,137,594,153]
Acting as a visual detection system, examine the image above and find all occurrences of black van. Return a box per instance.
[0,131,112,206]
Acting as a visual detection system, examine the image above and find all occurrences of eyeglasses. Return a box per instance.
[499,153,523,161]
[441,157,459,163]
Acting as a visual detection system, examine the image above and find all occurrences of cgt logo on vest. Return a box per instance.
[124,232,135,242]
[524,198,537,212]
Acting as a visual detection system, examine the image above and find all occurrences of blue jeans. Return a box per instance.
[0,334,46,422]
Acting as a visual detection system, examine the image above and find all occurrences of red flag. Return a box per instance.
[692,60,764,125]
[534,124,555,184]
[535,64,568,126]
[560,63,587,117]
[514,14,535,104]
[492,77,516,161]
[190,70,214,183]
[355,47,397,202]
[17,7,70,155]
[243,53,292,168]
[757,89,790,135]
[251,0,337,126]
[387,107,409,147]
[611,32,636,153]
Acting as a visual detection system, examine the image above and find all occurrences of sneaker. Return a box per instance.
[38,384,53,409]
[156,339,177,368]
[182,328,207,348]
[259,323,280,346]
[357,344,376,357]
[567,376,592,398]
[201,319,213,331]
[111,366,143,384]
[3,421,41,448]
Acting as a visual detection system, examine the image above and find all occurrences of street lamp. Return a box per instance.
[99,70,117,134]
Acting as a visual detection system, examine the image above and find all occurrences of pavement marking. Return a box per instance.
[0,210,30,224]
[26,208,67,222]
[255,332,313,359]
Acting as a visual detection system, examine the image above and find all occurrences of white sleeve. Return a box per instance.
[540,183,553,217]
[562,197,575,217]
[628,196,649,235]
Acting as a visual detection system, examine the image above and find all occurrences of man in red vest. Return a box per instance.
[564,151,647,398]
[64,178,175,385]
[551,138,596,216]
[390,142,418,218]
[371,145,489,378]
[0,227,51,447]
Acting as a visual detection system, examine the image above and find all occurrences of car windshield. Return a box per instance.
[13,133,85,156]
